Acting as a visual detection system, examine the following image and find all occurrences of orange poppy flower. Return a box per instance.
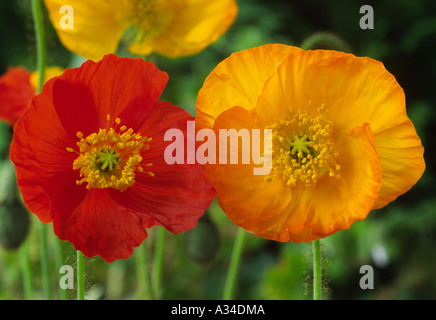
[43,0,238,61]
[195,44,425,242]
[10,54,215,262]
[0,66,63,125]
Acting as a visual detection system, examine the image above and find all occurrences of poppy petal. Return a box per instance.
[45,170,149,262]
[52,79,99,139]
[205,106,294,229]
[130,0,238,57]
[372,120,425,208]
[53,55,168,133]
[44,0,124,61]
[10,79,76,222]
[196,44,301,130]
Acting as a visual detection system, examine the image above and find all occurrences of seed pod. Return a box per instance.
[0,200,30,250]
[0,159,30,251]
[184,213,220,264]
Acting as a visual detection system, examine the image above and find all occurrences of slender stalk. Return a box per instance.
[312,239,322,300]
[135,243,153,300]
[152,227,165,299]
[39,222,52,299]
[54,238,68,300]
[32,0,50,300]
[223,228,246,300]
[76,250,85,300]
[19,238,33,300]
[31,0,46,94]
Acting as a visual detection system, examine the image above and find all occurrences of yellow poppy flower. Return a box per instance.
[43,0,238,61]
[195,44,425,242]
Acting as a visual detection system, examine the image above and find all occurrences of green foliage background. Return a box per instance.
[0,0,435,300]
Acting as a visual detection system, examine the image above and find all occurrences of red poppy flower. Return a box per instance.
[0,66,64,125]
[10,54,216,262]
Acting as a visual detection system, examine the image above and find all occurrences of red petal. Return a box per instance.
[53,54,169,132]
[52,79,99,138]
[10,78,76,223]
[0,67,34,125]
[45,170,150,262]
[111,101,216,234]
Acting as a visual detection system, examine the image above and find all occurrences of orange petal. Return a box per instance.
[372,120,425,209]
[205,106,294,228]
[196,44,302,130]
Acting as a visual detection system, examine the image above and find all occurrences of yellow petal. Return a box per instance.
[129,0,238,57]
[44,0,124,61]
[196,44,301,130]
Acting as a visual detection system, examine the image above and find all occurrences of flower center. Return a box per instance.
[116,0,173,44]
[264,104,340,187]
[290,134,312,158]
[67,115,154,191]
[96,148,119,172]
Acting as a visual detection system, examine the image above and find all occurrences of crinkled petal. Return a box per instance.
[196,44,302,130]
[372,120,425,208]
[45,170,149,262]
[204,106,294,232]
[52,54,168,134]
[10,78,76,222]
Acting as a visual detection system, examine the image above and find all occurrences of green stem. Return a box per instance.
[32,0,50,300]
[54,238,68,300]
[135,243,153,300]
[223,228,246,300]
[31,0,46,93]
[312,239,322,300]
[39,222,51,299]
[152,227,165,299]
[19,238,33,300]
[76,250,85,300]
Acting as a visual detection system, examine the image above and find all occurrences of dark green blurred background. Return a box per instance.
[0,0,435,300]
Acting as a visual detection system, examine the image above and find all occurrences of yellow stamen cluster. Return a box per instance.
[264,104,340,187]
[67,115,153,191]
